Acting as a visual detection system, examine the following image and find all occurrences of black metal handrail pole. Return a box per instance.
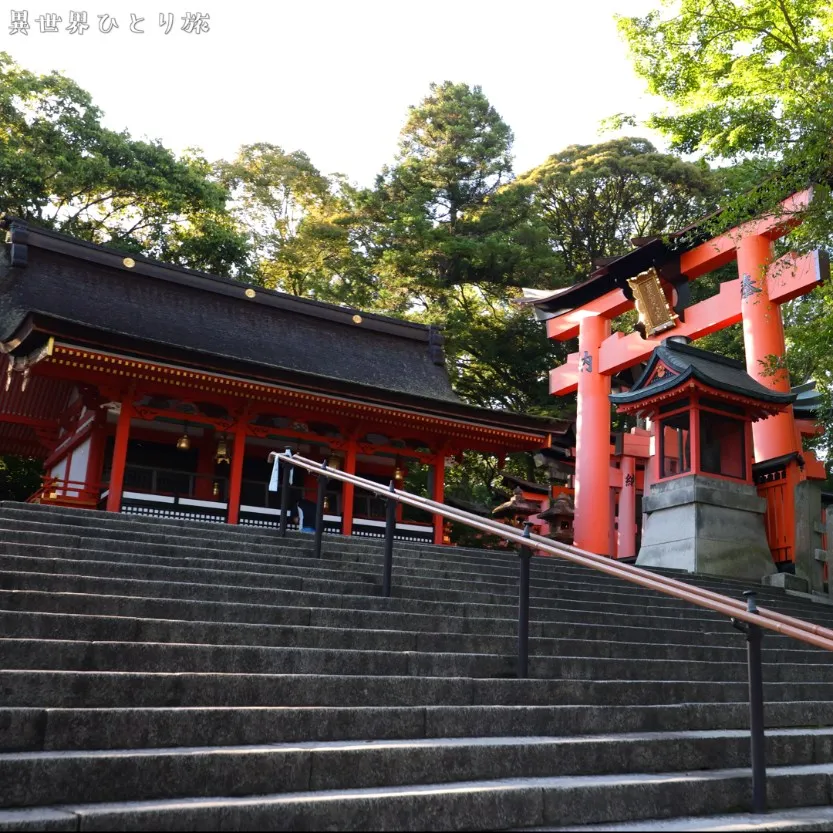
[745,591,767,813]
[732,590,767,814]
[314,467,328,559]
[517,522,533,679]
[382,482,396,597]
[278,454,291,537]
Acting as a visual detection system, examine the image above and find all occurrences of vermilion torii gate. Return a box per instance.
[524,188,829,557]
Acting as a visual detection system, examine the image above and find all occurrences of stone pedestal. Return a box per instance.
[636,474,776,580]
[793,479,826,593]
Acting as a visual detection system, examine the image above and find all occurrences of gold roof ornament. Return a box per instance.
[627,268,678,337]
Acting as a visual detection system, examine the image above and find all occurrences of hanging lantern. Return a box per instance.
[323,496,330,512]
[215,433,231,465]
[327,453,342,471]
[176,422,191,451]
[393,456,404,483]
[212,481,220,498]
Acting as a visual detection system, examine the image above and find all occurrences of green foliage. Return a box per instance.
[0,52,249,275]
[618,0,833,457]
[372,81,560,294]
[519,137,718,278]
[0,456,42,502]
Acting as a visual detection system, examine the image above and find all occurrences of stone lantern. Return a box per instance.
[538,493,575,545]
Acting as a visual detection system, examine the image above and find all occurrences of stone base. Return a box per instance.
[762,572,809,593]
[636,474,776,581]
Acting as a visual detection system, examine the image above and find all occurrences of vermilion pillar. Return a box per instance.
[341,437,358,536]
[105,399,133,512]
[226,425,247,524]
[738,234,797,461]
[573,314,612,554]
[617,456,636,560]
[432,456,445,545]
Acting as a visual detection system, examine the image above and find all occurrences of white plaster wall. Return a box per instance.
[68,438,91,487]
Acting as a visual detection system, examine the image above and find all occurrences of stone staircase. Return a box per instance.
[2,502,833,831]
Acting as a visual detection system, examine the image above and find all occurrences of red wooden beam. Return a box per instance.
[545,189,813,341]
[0,413,59,429]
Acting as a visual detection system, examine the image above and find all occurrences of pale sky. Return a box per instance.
[3,0,664,186]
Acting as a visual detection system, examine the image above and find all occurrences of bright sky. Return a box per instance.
[4,0,664,186]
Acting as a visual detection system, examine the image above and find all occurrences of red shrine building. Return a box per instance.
[0,218,564,544]
[523,188,830,579]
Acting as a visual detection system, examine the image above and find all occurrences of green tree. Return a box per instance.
[0,52,249,276]
[617,0,833,451]
[518,137,718,278]
[372,81,559,293]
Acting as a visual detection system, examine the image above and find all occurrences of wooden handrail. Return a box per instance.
[279,452,833,653]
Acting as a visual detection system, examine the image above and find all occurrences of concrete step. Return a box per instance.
[3,729,833,809]
[1,762,831,831]
[3,671,831,709]
[7,701,833,753]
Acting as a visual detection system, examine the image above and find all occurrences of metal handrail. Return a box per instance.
[271,448,833,814]
[278,451,833,651]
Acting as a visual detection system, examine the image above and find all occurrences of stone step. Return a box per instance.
[3,729,832,810]
[0,610,825,664]
[0,568,753,631]
[542,806,833,831]
[0,573,756,640]
[0,534,713,606]
[0,550,779,620]
[3,671,830,709]
[0,590,772,646]
[0,504,518,564]
[7,701,833,753]
[0,762,830,831]
[3,536,827,624]
[13,637,819,682]
[0,504,827,612]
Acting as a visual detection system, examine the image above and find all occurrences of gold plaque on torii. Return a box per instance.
[627,268,679,337]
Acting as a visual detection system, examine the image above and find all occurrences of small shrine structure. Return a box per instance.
[610,337,795,578]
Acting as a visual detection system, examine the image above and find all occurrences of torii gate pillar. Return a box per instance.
[738,235,798,461]
[574,314,611,554]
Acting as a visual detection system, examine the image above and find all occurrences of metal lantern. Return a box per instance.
[176,423,191,451]
[215,434,231,465]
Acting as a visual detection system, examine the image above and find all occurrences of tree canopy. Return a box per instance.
[617,0,833,454]
[0,52,249,275]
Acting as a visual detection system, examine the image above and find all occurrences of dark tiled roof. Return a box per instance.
[792,381,823,419]
[0,218,457,402]
[0,218,569,439]
[609,340,796,407]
